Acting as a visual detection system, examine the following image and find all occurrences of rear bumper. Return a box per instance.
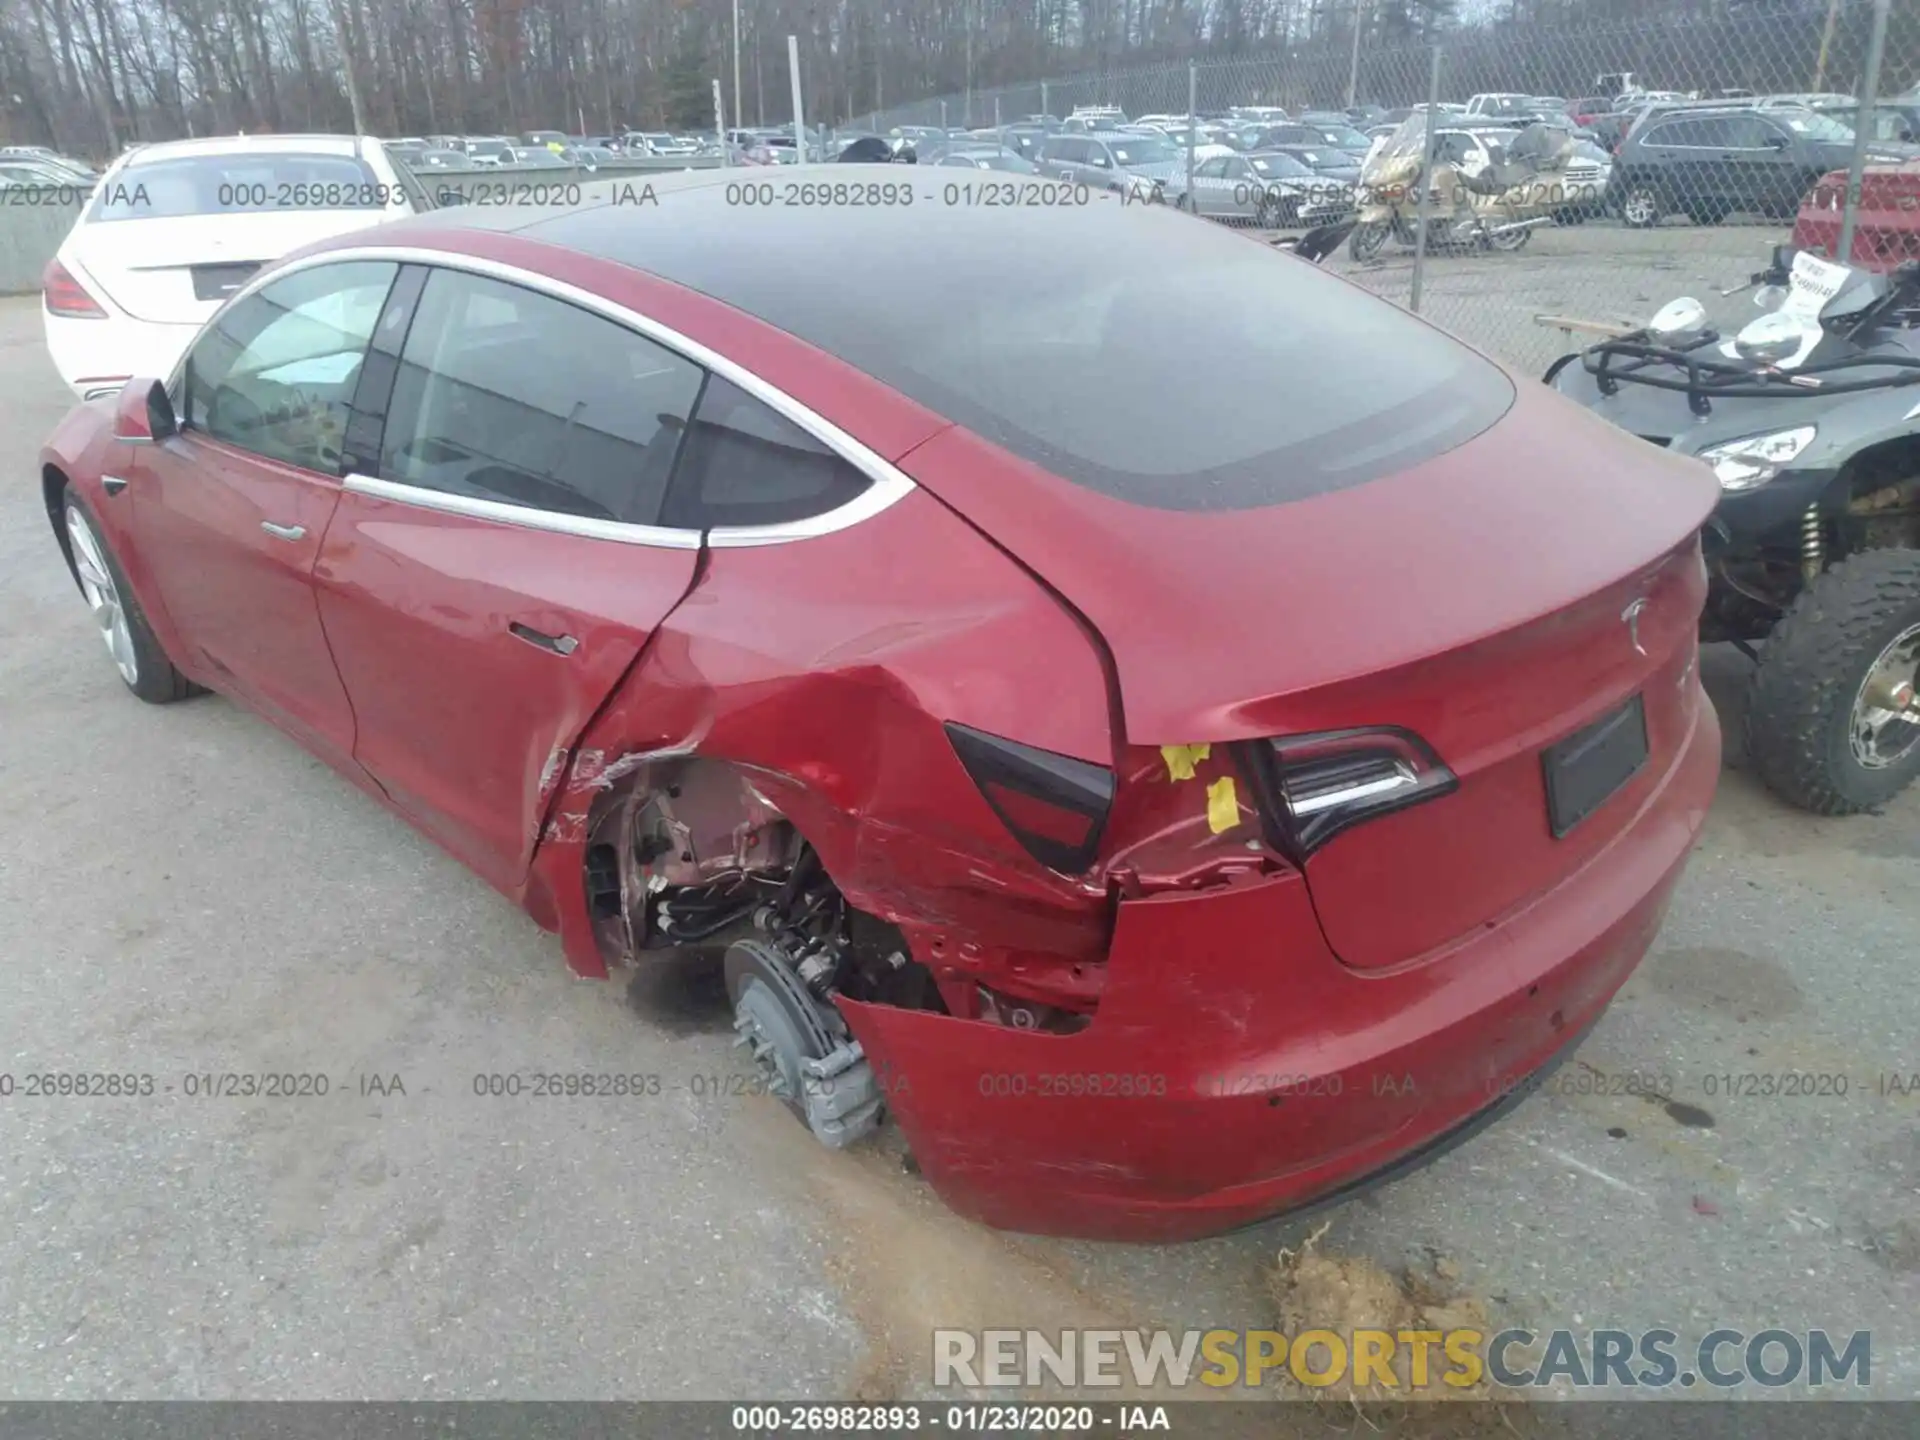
[841,686,1720,1242]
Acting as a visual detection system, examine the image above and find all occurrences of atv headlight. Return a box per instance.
[1696,426,1817,492]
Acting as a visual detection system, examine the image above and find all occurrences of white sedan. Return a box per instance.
[41,133,427,400]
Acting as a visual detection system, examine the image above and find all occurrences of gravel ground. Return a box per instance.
[1,251,1916,1409]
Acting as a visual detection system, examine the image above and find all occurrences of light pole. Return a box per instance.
[733,0,743,143]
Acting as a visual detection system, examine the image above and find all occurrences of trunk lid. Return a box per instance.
[68,211,386,324]
[898,377,1718,971]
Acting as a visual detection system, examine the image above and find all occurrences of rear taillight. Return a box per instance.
[43,259,107,318]
[945,722,1114,875]
[1239,727,1456,857]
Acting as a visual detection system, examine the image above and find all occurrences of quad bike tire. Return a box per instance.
[1347,220,1389,261]
[1743,549,1920,814]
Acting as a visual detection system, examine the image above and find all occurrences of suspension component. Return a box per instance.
[1801,503,1825,583]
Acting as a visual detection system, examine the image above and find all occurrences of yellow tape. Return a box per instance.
[1207,776,1239,834]
[1161,742,1211,782]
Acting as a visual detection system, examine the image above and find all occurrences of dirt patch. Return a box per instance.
[1265,1223,1527,1420]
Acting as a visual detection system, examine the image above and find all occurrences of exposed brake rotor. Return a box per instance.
[724,939,883,1149]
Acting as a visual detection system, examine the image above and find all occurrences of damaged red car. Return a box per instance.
[40,169,1723,1241]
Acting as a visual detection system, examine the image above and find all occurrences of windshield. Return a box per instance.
[1318,125,1370,147]
[1248,153,1314,179]
[1779,111,1856,142]
[1109,136,1181,166]
[1292,149,1339,167]
[86,152,387,221]
[978,152,1040,172]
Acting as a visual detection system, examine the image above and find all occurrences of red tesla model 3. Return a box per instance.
[39,169,1723,1241]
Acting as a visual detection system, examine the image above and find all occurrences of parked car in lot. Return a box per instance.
[38,165,1720,1240]
[1794,158,1920,267]
[1265,144,1363,187]
[1037,130,1190,198]
[41,133,428,401]
[463,137,514,167]
[1809,99,1920,144]
[931,147,1040,173]
[1612,105,1911,227]
[1253,121,1372,156]
[505,145,571,168]
[409,147,474,173]
[1179,149,1353,226]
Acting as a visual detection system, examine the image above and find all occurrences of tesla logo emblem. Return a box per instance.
[1622,598,1649,657]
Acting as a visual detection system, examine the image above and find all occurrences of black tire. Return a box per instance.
[1743,549,1920,814]
[61,490,197,705]
[1347,219,1388,261]
[1618,182,1664,228]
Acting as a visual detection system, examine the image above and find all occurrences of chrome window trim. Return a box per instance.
[218,245,917,545]
[343,471,703,550]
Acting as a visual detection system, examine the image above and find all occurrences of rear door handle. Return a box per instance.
[509,621,579,656]
[261,521,306,541]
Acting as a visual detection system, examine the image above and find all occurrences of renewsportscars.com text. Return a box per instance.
[933,1327,1872,1390]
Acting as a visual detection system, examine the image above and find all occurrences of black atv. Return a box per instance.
[1547,244,1920,813]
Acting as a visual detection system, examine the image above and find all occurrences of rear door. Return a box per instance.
[313,265,708,892]
[125,258,400,766]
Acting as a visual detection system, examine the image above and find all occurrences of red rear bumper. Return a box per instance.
[840,689,1720,1242]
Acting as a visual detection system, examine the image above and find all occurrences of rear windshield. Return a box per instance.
[554,195,1513,510]
[88,152,385,221]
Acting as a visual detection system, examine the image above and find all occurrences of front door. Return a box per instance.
[127,259,399,765]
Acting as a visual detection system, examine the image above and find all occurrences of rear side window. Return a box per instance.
[378,269,704,525]
[88,152,389,221]
[661,378,869,529]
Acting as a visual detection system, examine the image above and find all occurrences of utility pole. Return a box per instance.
[1346,0,1366,110]
[733,0,743,141]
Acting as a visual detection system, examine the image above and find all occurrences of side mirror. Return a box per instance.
[113,377,176,442]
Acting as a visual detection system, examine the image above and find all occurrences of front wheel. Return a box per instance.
[62,490,197,705]
[1347,219,1389,261]
[1486,221,1533,252]
[1744,549,1920,813]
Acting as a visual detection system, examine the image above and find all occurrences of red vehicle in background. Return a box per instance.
[1796,160,1920,269]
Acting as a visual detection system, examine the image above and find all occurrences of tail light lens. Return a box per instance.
[43,259,107,318]
[945,722,1114,875]
[1239,727,1456,857]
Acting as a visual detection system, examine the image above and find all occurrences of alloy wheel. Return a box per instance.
[1850,622,1920,769]
[66,506,138,686]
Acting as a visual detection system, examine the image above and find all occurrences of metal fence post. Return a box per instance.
[713,78,729,167]
[787,36,805,160]
[1041,80,1049,119]
[1185,59,1197,205]
[1837,0,1892,266]
[1410,44,1442,315]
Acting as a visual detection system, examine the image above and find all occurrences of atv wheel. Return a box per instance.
[1347,220,1389,261]
[1618,184,1663,228]
[1744,549,1920,814]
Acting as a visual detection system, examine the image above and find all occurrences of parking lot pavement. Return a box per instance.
[2,286,1917,1403]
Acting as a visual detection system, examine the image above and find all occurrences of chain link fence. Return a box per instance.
[859,0,1919,377]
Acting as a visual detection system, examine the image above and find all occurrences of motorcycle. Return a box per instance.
[1544,244,1920,813]
[1347,115,1573,262]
